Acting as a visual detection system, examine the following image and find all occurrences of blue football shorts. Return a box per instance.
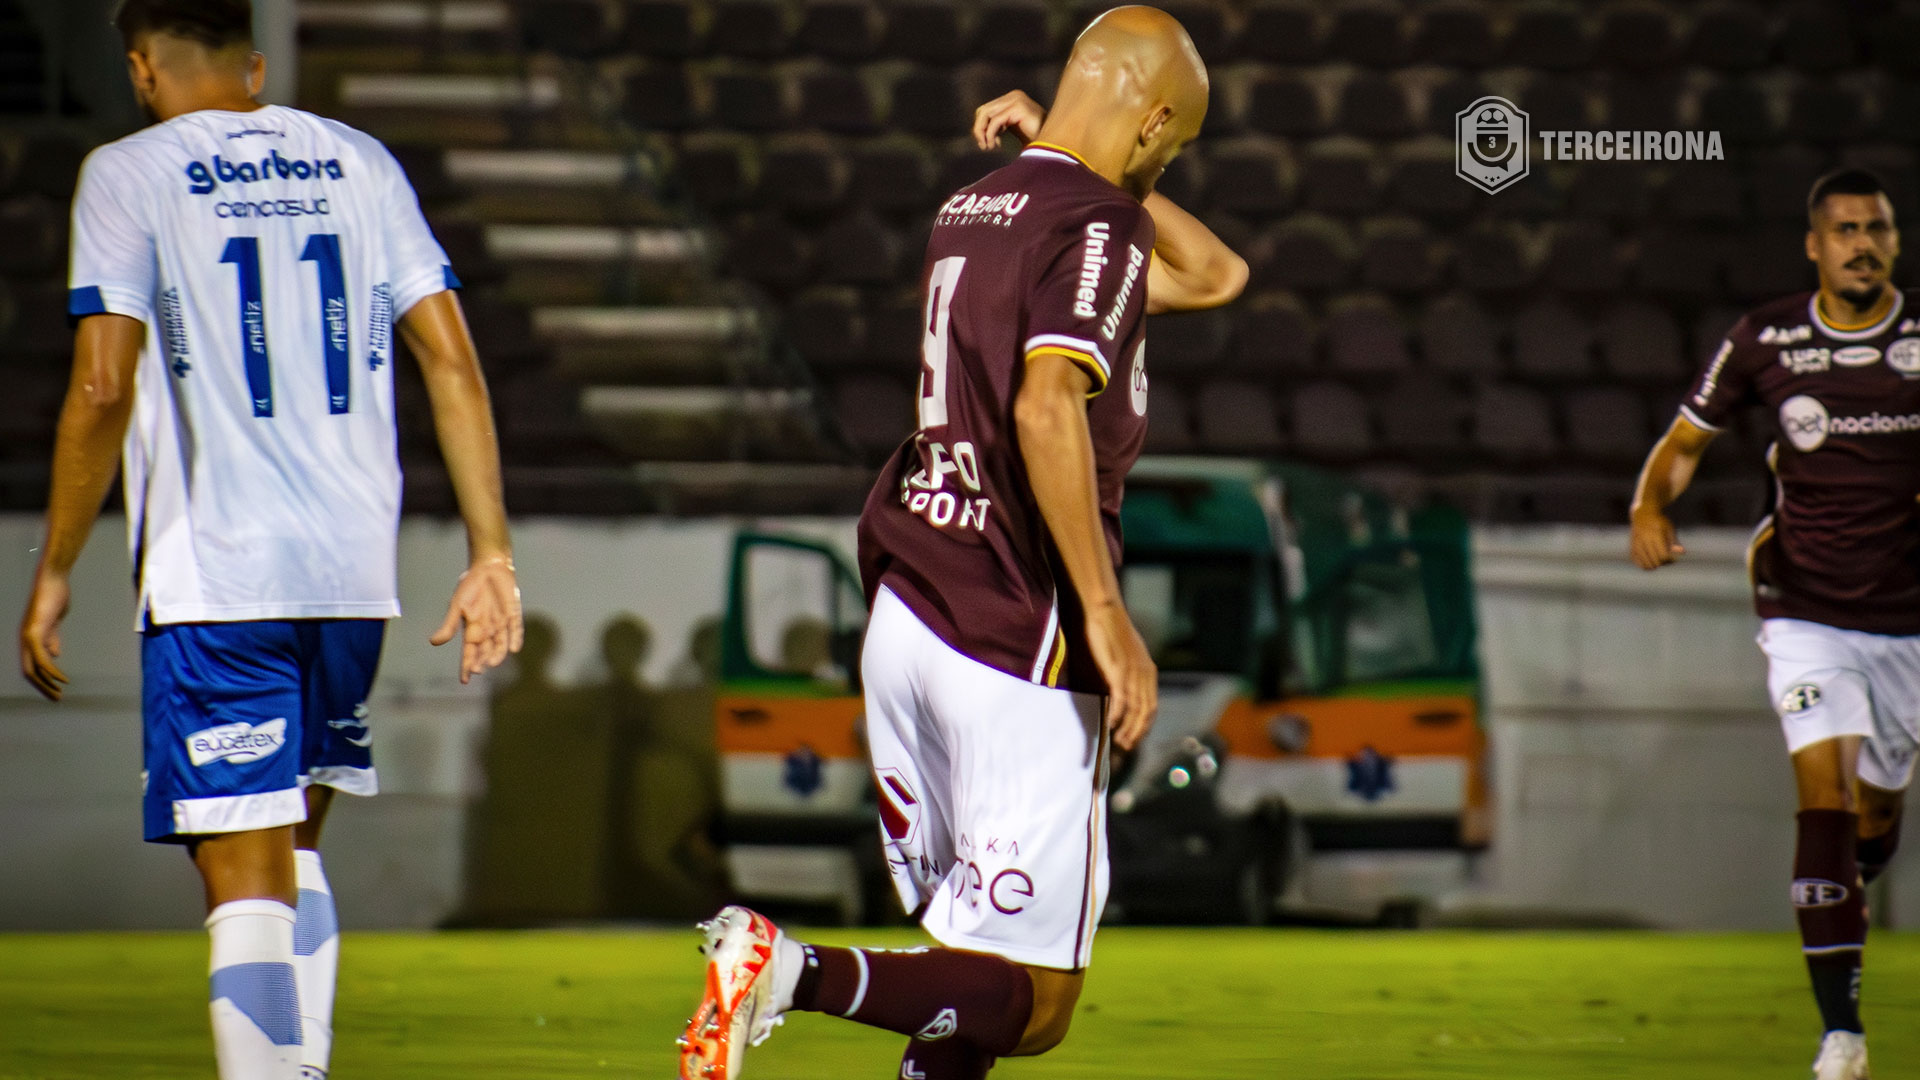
[142,619,386,843]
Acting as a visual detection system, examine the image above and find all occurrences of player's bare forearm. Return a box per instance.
[1015,356,1119,611]
[1142,192,1248,314]
[1629,415,1716,570]
[399,291,511,563]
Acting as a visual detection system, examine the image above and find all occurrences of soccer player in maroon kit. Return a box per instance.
[674,8,1246,1080]
[1630,169,1911,1080]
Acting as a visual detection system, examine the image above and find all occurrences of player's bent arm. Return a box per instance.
[19,314,145,700]
[1013,353,1158,748]
[1628,414,1718,571]
[398,291,524,681]
[1142,191,1248,315]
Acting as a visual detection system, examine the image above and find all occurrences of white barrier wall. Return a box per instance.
[0,515,1911,929]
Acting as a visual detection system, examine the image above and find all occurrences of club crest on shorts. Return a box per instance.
[1780,683,1823,714]
[914,1008,959,1041]
[1791,878,1850,908]
[184,718,288,767]
[1455,96,1529,194]
[875,766,922,846]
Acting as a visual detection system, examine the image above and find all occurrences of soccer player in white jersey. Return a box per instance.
[16,3,523,1077]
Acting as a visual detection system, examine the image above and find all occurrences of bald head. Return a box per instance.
[1037,6,1208,197]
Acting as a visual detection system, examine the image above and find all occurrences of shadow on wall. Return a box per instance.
[457,613,727,924]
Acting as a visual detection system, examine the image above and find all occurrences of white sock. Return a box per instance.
[294,850,339,1079]
[206,899,302,1080]
[771,933,806,1015]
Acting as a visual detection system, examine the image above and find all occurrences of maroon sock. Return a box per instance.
[899,1036,995,1079]
[790,945,1034,1056]
[1794,809,1866,1034]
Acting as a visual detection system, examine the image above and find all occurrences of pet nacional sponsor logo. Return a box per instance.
[185,718,288,767]
[1780,395,1920,452]
[1072,221,1112,319]
[935,189,1029,227]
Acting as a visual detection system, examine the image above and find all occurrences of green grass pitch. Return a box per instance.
[1,929,1915,1078]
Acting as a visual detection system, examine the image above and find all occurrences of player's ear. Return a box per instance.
[1805,228,1819,264]
[126,48,156,98]
[247,51,266,98]
[1138,104,1172,146]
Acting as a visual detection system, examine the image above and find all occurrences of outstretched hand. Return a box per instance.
[431,556,524,684]
[973,90,1046,150]
[1084,599,1158,751]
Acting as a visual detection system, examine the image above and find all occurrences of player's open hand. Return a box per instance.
[1084,599,1158,751]
[973,90,1046,150]
[1629,509,1685,570]
[431,555,524,684]
[19,570,71,702]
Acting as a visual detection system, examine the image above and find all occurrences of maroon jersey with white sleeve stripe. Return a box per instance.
[857,143,1156,693]
[1682,289,1920,634]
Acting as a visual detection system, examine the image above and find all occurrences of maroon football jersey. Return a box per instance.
[857,143,1157,693]
[1683,289,1920,634]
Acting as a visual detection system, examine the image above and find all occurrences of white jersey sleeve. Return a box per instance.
[371,142,459,316]
[69,145,160,325]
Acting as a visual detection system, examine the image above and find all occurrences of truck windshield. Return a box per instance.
[1121,553,1267,676]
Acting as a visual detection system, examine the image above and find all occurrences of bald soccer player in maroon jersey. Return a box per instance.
[1631,169,1912,1080]
[674,9,1246,1080]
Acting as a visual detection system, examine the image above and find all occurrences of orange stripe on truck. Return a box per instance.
[715,694,866,758]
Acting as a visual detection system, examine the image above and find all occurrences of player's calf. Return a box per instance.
[1007,967,1083,1056]
[1857,794,1902,886]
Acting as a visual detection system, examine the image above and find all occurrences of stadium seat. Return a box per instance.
[1877,80,1920,143]
[1288,380,1373,460]
[1692,307,1744,366]
[1566,162,1652,222]
[1597,301,1686,383]
[1336,72,1416,139]
[832,374,916,455]
[1425,73,1485,138]
[1660,165,1746,225]
[976,0,1057,63]
[1228,291,1317,377]
[1510,297,1594,380]
[1594,2,1676,70]
[727,214,816,288]
[709,0,793,58]
[1242,72,1326,139]
[4,281,68,359]
[1504,1,1592,71]
[759,133,850,216]
[1632,231,1726,299]
[624,63,701,132]
[1780,4,1856,73]
[13,133,85,201]
[884,0,974,64]
[433,220,502,285]
[1749,143,1832,222]
[890,67,968,136]
[1511,73,1590,133]
[1207,137,1296,217]
[1600,74,1681,131]
[1785,80,1869,144]
[1146,310,1234,375]
[1159,1,1232,63]
[938,138,1012,194]
[962,61,1048,109]
[1725,229,1817,299]
[1377,375,1468,456]
[1241,0,1324,64]
[815,211,906,285]
[1325,292,1411,376]
[1418,293,1502,376]
[1872,6,1920,78]
[1143,379,1196,453]
[1359,217,1444,295]
[795,65,880,134]
[1452,223,1532,293]
[708,65,792,131]
[621,0,703,57]
[1263,215,1355,292]
[1196,380,1285,454]
[1299,138,1382,215]
[1326,1,1408,69]
[1842,145,1918,216]
[851,137,936,215]
[1388,138,1475,221]
[1154,150,1208,212]
[1540,221,1623,294]
[1686,2,1771,71]
[1697,77,1777,146]
[1563,386,1652,464]
[1411,1,1497,68]
[862,286,924,365]
[795,0,882,60]
[0,196,61,277]
[516,0,615,57]
[786,285,867,368]
[676,133,759,209]
[1472,382,1559,460]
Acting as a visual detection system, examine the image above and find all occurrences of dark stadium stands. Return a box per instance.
[3,0,1917,519]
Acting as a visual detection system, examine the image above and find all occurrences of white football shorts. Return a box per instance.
[862,585,1110,971]
[1759,617,1920,791]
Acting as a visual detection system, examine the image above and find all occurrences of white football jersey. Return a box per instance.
[68,105,456,627]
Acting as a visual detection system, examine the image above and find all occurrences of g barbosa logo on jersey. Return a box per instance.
[1129,342,1148,417]
[1779,395,1830,452]
[1780,683,1822,714]
[185,718,288,767]
[1888,337,1920,376]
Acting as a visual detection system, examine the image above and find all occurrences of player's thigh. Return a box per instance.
[922,650,1107,971]
[862,589,958,906]
[143,622,307,844]
[1858,632,1920,793]
[296,619,386,798]
[1760,619,1876,756]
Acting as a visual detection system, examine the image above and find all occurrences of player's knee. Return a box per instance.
[1008,971,1082,1057]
